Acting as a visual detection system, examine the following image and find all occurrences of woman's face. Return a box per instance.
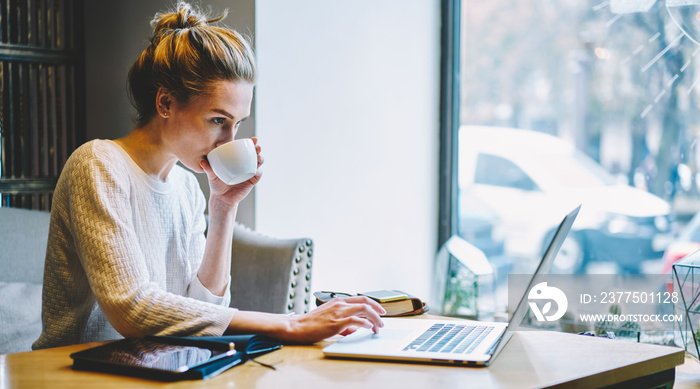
[165,80,254,173]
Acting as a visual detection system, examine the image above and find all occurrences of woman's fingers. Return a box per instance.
[339,326,360,336]
[338,296,387,316]
[282,296,387,343]
[337,316,376,334]
[199,159,219,182]
[325,298,384,333]
[250,137,264,168]
[339,303,383,328]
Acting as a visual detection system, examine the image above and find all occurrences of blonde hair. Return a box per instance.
[128,2,256,127]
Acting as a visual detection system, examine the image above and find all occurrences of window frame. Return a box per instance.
[438,0,462,248]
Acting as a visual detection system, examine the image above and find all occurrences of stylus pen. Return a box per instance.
[144,335,236,351]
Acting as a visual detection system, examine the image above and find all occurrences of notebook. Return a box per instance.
[323,205,580,366]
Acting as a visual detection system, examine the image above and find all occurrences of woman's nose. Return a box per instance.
[215,128,236,147]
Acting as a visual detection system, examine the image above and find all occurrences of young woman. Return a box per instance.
[33,2,383,350]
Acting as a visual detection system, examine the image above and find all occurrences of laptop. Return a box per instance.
[323,205,580,366]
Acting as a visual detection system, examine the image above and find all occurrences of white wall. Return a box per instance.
[255,0,441,298]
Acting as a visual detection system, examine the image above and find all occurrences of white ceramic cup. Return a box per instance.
[207,138,257,185]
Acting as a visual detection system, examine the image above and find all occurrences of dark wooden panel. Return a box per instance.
[0,0,84,211]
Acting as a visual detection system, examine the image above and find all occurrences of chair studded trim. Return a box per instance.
[287,239,314,314]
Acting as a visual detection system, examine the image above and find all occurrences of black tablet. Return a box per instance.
[70,337,243,381]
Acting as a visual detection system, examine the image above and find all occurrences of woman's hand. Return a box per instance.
[200,137,264,208]
[228,296,386,344]
[285,296,387,343]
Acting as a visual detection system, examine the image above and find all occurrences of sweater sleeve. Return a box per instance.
[188,274,232,305]
[66,146,235,338]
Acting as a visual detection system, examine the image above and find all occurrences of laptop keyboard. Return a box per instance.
[402,323,494,354]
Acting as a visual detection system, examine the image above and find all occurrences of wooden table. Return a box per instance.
[0,330,688,389]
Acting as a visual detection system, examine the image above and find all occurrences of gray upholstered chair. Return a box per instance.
[0,206,313,354]
[231,223,314,315]
[0,207,49,354]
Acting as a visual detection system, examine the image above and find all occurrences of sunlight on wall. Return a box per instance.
[255,0,441,298]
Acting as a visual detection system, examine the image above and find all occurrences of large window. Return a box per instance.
[453,0,700,317]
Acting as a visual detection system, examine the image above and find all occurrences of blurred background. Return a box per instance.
[454,0,700,322]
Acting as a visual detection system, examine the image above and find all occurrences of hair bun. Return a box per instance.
[151,2,226,36]
[129,1,254,127]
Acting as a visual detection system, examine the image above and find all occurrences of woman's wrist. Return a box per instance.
[227,311,294,340]
[208,195,239,214]
[207,198,239,226]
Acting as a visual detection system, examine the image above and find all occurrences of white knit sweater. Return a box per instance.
[33,140,236,350]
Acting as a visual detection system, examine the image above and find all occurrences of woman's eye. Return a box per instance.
[212,118,225,125]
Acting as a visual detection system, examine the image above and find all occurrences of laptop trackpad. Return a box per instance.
[325,327,412,356]
[336,327,412,344]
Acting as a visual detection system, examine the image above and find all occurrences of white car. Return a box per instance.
[458,125,676,273]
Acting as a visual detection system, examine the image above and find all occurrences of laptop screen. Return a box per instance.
[487,205,581,363]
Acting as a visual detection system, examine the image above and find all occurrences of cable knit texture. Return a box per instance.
[33,140,235,350]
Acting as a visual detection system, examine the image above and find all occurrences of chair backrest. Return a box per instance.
[230,224,313,315]
[0,207,51,284]
[0,207,50,354]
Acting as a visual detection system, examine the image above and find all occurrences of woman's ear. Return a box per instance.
[155,87,173,118]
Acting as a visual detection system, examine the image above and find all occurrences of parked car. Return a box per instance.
[458,192,514,281]
[661,211,700,275]
[458,125,677,273]
[458,192,505,259]
[657,212,700,295]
